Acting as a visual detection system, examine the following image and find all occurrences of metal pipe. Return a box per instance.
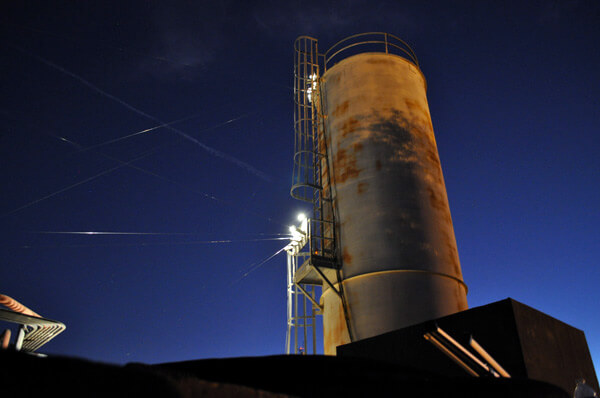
[302,286,307,354]
[311,287,317,354]
[469,336,511,378]
[0,294,41,317]
[15,326,25,351]
[424,333,479,377]
[294,261,298,354]
[286,253,292,354]
[435,327,491,373]
[312,265,340,298]
[294,283,323,311]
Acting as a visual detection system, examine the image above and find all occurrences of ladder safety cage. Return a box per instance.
[288,35,343,355]
[292,36,338,270]
[292,36,322,202]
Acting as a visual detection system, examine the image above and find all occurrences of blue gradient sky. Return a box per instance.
[1,1,598,372]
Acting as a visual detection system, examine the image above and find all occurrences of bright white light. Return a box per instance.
[297,213,306,222]
[306,73,318,103]
[289,226,296,234]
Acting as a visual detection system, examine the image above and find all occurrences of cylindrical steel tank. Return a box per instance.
[320,50,468,354]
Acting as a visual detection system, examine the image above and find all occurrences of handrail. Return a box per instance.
[324,32,419,71]
[0,294,65,352]
[0,309,66,352]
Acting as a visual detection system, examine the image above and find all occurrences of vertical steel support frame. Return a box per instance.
[286,251,317,355]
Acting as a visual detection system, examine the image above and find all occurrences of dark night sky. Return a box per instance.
[1,0,599,371]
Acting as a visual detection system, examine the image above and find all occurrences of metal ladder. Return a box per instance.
[286,36,352,354]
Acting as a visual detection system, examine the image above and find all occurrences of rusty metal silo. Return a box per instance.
[288,33,468,355]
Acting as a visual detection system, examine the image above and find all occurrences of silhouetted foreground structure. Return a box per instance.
[1,347,570,397]
[2,299,596,397]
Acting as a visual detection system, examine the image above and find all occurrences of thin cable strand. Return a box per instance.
[9,43,271,181]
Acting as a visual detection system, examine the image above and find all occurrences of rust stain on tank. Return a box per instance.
[340,117,360,138]
[427,187,449,214]
[376,160,382,171]
[366,58,393,65]
[405,99,426,115]
[405,99,430,127]
[357,182,368,194]
[331,100,349,117]
[328,72,342,85]
[342,247,352,265]
[325,300,349,354]
[425,149,441,169]
[446,239,461,277]
[353,142,363,152]
[334,148,360,183]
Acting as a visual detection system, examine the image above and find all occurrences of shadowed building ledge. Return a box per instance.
[1,348,571,397]
[336,298,598,396]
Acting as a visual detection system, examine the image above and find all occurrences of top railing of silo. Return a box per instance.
[324,32,419,72]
